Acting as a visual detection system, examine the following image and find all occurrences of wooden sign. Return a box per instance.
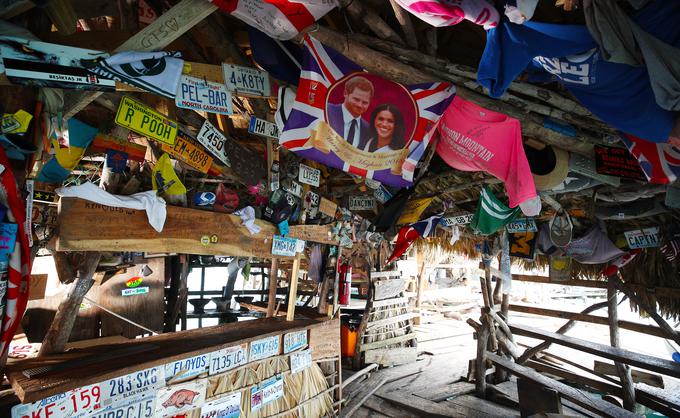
[349,195,375,211]
[249,335,280,362]
[507,218,538,233]
[319,198,337,217]
[248,116,279,139]
[196,120,229,166]
[508,232,537,259]
[309,319,340,361]
[440,213,474,227]
[175,74,233,115]
[164,353,209,383]
[222,63,270,97]
[624,227,660,249]
[115,96,177,145]
[594,145,645,180]
[200,392,240,418]
[298,163,320,187]
[283,330,308,353]
[208,343,248,375]
[154,378,206,417]
[290,348,313,374]
[161,130,213,173]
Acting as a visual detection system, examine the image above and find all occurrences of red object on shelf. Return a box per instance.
[338,261,352,306]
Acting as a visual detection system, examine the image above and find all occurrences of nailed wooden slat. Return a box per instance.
[358,333,416,352]
[366,312,415,331]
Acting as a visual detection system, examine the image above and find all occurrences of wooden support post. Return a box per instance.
[608,281,636,411]
[286,253,301,321]
[518,300,608,364]
[611,274,680,348]
[388,0,418,49]
[44,0,78,34]
[39,252,101,355]
[266,258,279,318]
[475,318,490,397]
[413,261,426,325]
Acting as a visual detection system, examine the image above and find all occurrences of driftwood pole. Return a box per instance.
[414,259,426,325]
[39,252,101,355]
[388,0,418,49]
[610,274,680,348]
[266,258,279,317]
[608,281,636,411]
[475,318,491,397]
[518,300,609,364]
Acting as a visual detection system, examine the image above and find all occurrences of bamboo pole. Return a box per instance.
[608,281,635,410]
[266,258,279,318]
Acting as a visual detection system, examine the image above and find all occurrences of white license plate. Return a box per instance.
[196,120,230,167]
[209,344,248,375]
[222,64,270,97]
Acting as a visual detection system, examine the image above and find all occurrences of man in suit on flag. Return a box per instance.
[326,76,374,150]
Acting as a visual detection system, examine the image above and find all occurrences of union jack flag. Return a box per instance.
[386,213,443,264]
[280,35,455,187]
[211,0,336,40]
[620,133,680,184]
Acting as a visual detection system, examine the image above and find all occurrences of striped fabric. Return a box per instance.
[620,133,680,184]
[471,186,520,235]
[393,0,499,30]
[280,35,455,187]
[0,147,31,362]
[211,0,336,40]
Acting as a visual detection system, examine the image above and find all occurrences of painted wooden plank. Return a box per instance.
[373,277,406,301]
[364,347,417,367]
[63,0,218,118]
[366,312,415,331]
[487,352,636,418]
[358,333,416,352]
[509,323,680,379]
[56,198,334,257]
[371,297,409,309]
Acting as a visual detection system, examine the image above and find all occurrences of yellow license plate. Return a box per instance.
[115,96,177,145]
[161,131,213,173]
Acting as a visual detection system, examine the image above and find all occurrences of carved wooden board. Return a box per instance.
[308,318,340,361]
[373,277,406,301]
[56,198,335,257]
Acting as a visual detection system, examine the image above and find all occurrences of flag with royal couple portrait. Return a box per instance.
[279,35,456,187]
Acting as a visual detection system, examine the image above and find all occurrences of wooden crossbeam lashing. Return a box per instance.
[57,198,335,257]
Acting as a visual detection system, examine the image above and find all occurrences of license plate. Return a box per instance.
[283,330,307,353]
[175,75,233,115]
[200,392,241,418]
[249,335,280,362]
[298,163,320,187]
[506,218,537,233]
[165,354,209,384]
[440,213,474,226]
[89,392,156,418]
[248,116,279,139]
[271,235,299,257]
[161,130,213,173]
[12,384,102,418]
[208,344,248,375]
[196,120,230,167]
[348,196,375,211]
[222,64,270,97]
[101,366,164,405]
[115,96,177,145]
[290,348,313,374]
[154,379,207,417]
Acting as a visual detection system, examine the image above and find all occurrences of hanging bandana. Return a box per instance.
[84,51,184,99]
[471,187,520,235]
